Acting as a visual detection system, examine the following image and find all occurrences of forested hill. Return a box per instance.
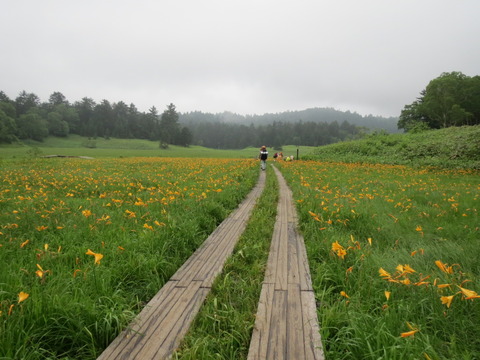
[180,107,399,133]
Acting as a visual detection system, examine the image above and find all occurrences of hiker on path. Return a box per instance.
[259,146,268,171]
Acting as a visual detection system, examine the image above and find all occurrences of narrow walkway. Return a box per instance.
[247,166,324,359]
[98,171,266,360]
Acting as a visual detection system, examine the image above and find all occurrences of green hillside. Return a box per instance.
[305,125,480,169]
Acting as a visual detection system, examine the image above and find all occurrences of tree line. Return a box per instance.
[398,71,480,132]
[0,91,191,147]
[0,90,383,149]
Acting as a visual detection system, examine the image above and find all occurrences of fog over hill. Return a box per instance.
[180,107,400,133]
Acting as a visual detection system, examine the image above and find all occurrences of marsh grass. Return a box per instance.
[174,166,278,359]
[278,160,480,359]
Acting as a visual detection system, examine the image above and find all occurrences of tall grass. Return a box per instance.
[175,166,279,359]
[0,157,259,359]
[278,160,480,359]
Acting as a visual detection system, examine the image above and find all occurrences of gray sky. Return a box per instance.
[1,0,479,118]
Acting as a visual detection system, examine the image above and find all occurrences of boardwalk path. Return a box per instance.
[247,166,324,359]
[98,167,324,359]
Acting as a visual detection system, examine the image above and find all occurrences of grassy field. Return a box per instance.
[0,135,314,160]
[278,160,480,359]
[1,130,479,359]
[0,157,259,359]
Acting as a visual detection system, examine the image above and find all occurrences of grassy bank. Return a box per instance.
[305,125,480,169]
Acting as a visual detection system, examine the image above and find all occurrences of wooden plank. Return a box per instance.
[98,281,183,360]
[266,290,287,360]
[296,230,314,291]
[301,290,324,360]
[122,281,203,359]
[247,283,275,360]
[142,285,210,359]
[287,224,300,286]
[275,198,288,291]
[287,283,305,359]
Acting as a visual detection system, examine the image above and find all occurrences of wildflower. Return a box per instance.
[125,210,136,218]
[379,268,391,279]
[435,260,454,274]
[384,291,391,301]
[340,291,350,298]
[457,286,478,299]
[401,322,419,338]
[143,223,154,231]
[35,264,46,278]
[18,291,29,303]
[332,241,347,259]
[401,330,419,338]
[82,210,92,217]
[367,237,372,246]
[36,225,48,231]
[440,295,455,308]
[20,239,30,248]
[85,249,103,265]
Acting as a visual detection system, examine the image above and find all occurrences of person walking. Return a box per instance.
[259,146,268,171]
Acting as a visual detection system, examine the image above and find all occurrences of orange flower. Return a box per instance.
[379,268,391,279]
[457,286,478,299]
[440,295,455,308]
[86,249,103,265]
[401,330,419,338]
[384,291,391,301]
[401,322,419,338]
[435,260,454,274]
[340,291,350,298]
[18,291,29,304]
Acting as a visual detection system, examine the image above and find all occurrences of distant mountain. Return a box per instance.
[180,107,400,133]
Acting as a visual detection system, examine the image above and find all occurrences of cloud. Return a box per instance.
[1,0,479,117]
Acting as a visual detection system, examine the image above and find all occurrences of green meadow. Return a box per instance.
[1,134,479,359]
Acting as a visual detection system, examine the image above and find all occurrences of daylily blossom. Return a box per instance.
[18,291,29,303]
[457,286,478,299]
[384,291,391,301]
[86,249,103,265]
[440,295,455,308]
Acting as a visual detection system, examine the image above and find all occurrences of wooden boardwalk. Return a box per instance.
[98,171,266,360]
[98,166,324,359]
[247,166,324,359]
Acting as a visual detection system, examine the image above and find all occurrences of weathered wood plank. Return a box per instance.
[275,194,289,291]
[287,283,305,359]
[248,166,324,360]
[266,290,287,360]
[247,283,275,360]
[301,290,325,360]
[287,224,300,286]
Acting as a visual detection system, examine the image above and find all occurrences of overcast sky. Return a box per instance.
[1,0,479,118]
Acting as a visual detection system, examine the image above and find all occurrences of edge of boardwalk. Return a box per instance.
[98,171,266,360]
[247,165,325,360]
